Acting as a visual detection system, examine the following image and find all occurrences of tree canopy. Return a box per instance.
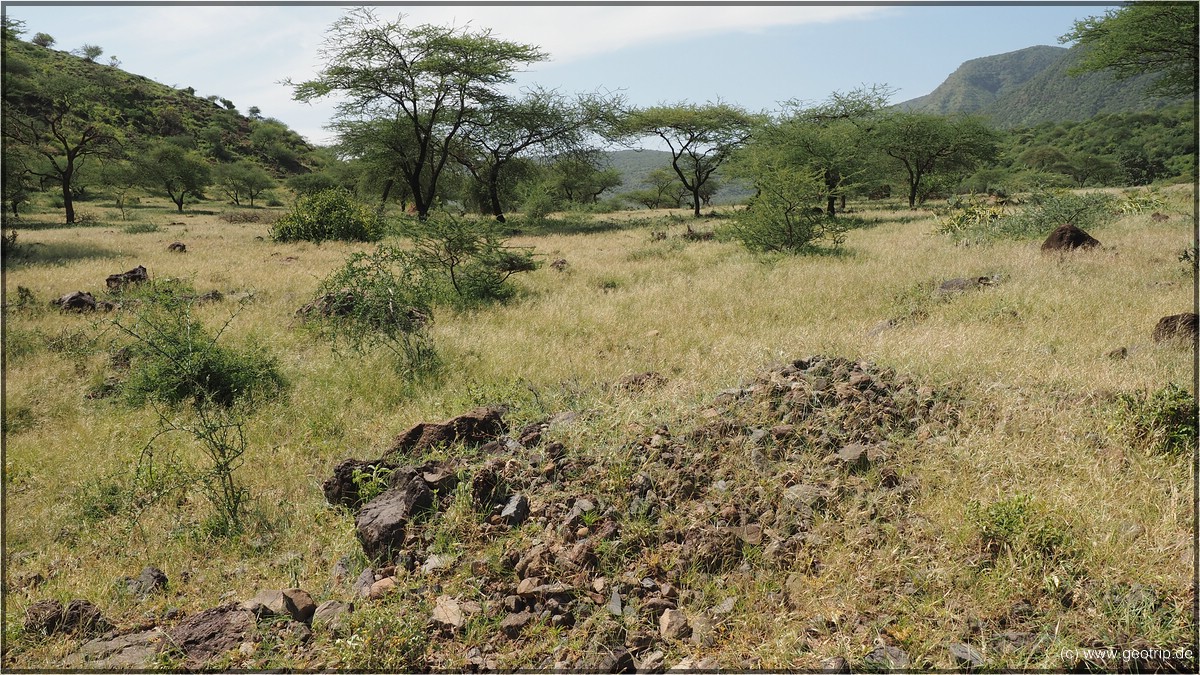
[1063,3,1199,98]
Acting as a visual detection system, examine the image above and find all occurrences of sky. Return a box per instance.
[2,2,1120,147]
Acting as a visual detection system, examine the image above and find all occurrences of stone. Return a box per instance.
[389,405,507,455]
[352,568,375,598]
[1152,313,1198,343]
[592,647,636,673]
[500,494,530,526]
[167,241,187,253]
[368,577,397,600]
[864,645,910,670]
[499,610,534,638]
[1106,346,1129,360]
[240,588,316,624]
[949,642,985,669]
[355,477,434,563]
[24,600,65,635]
[106,265,149,290]
[322,458,399,509]
[431,595,465,631]
[935,276,995,297]
[617,371,667,392]
[312,600,352,632]
[125,566,168,596]
[65,629,163,670]
[421,553,457,574]
[516,577,542,596]
[606,589,623,617]
[56,291,98,312]
[165,603,256,670]
[658,608,691,640]
[820,656,850,673]
[1041,223,1100,252]
[835,443,872,471]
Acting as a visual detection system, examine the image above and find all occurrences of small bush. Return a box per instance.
[269,188,383,243]
[940,190,1116,242]
[934,194,1009,242]
[728,166,846,253]
[117,302,285,408]
[401,213,538,308]
[968,494,1076,564]
[301,244,438,375]
[1108,384,1197,457]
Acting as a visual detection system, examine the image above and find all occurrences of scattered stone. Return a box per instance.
[368,576,397,600]
[864,644,910,670]
[820,656,850,673]
[421,553,457,574]
[55,291,99,312]
[500,494,530,526]
[606,589,623,617]
[591,647,636,673]
[1041,223,1100,252]
[355,477,434,563]
[499,610,535,638]
[431,595,466,631]
[935,276,996,297]
[949,642,985,670]
[106,265,149,290]
[658,608,691,640]
[312,600,352,632]
[638,649,666,672]
[1152,313,1198,343]
[124,566,168,596]
[835,443,872,471]
[1151,212,1170,222]
[167,241,187,253]
[24,600,66,635]
[164,603,256,670]
[1106,346,1129,360]
[389,405,507,455]
[550,258,569,272]
[352,568,375,598]
[65,629,163,669]
[240,588,316,624]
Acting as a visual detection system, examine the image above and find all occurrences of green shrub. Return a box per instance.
[117,301,286,408]
[939,189,1117,242]
[401,213,538,308]
[968,494,1076,564]
[728,166,846,253]
[121,222,160,234]
[301,244,438,375]
[269,188,384,243]
[1108,384,1197,456]
[934,194,1010,242]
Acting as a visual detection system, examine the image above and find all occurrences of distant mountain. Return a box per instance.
[899,45,1186,128]
[602,149,751,205]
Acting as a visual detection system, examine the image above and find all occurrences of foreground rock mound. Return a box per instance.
[1041,223,1100,252]
[1152,313,1198,343]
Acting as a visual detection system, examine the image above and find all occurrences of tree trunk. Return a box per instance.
[826,195,837,215]
[691,186,702,218]
[61,173,75,224]
[488,167,506,222]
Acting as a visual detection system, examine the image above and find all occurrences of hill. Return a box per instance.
[1,35,319,177]
[603,149,751,205]
[900,45,1187,128]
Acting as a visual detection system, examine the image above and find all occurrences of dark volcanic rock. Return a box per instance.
[165,603,256,669]
[106,265,149,290]
[355,477,434,562]
[25,599,109,636]
[1152,313,1198,343]
[124,566,169,596]
[864,644,910,670]
[1041,223,1100,252]
[167,241,187,253]
[56,290,98,312]
[65,629,164,669]
[389,405,507,454]
[241,588,317,624]
[322,458,400,509]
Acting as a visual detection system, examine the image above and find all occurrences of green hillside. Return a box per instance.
[900,45,1187,128]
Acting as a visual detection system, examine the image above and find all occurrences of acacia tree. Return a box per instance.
[621,102,757,218]
[136,142,211,212]
[549,149,623,205]
[871,113,998,208]
[291,9,546,220]
[2,68,122,223]
[1063,3,1198,98]
[213,160,274,207]
[449,87,622,222]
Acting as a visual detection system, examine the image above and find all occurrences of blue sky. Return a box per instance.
[3,2,1120,146]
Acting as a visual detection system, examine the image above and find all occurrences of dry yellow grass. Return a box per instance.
[2,187,1195,669]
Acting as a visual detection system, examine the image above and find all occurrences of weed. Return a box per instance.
[1107,383,1197,456]
[327,597,429,671]
[968,494,1076,565]
[269,188,384,243]
[121,222,160,234]
[351,465,395,504]
[401,213,538,308]
[942,189,1117,241]
[1118,189,1166,215]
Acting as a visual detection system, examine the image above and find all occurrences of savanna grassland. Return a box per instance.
[2,187,1196,671]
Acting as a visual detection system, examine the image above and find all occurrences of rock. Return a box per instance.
[935,276,995,297]
[165,603,256,670]
[352,568,376,598]
[312,600,352,632]
[617,371,667,392]
[389,405,507,455]
[167,241,187,253]
[606,589,623,617]
[24,599,65,635]
[500,494,530,526]
[241,588,316,624]
[949,642,985,669]
[431,595,465,631]
[680,526,742,573]
[638,649,666,673]
[589,647,636,673]
[124,566,168,596]
[1106,346,1129,360]
[864,645,910,670]
[1152,313,1198,343]
[65,628,163,669]
[368,577,397,600]
[322,458,399,509]
[658,609,691,640]
[106,265,149,290]
[355,476,434,563]
[421,552,457,574]
[550,258,569,272]
[56,291,98,312]
[836,443,872,471]
[499,610,535,638]
[1041,223,1100,252]
[820,656,850,673]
